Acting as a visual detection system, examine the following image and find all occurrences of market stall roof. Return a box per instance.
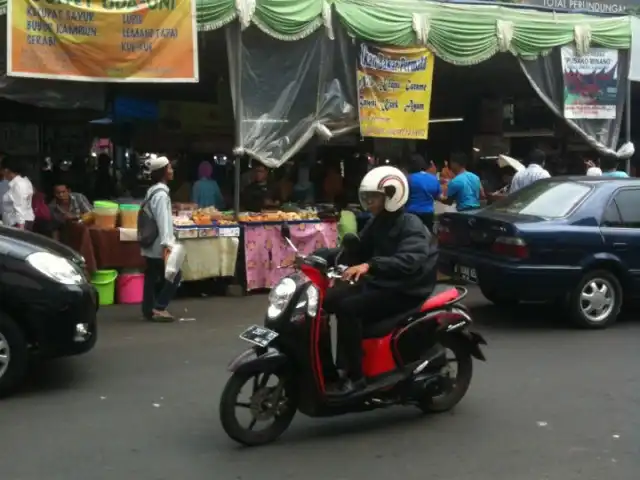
[0,0,630,63]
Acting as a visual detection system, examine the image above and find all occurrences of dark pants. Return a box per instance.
[323,284,425,380]
[142,257,182,318]
[415,212,435,233]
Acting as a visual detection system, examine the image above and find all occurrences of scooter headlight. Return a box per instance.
[267,277,297,319]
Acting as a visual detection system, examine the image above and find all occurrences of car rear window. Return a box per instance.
[486,181,592,218]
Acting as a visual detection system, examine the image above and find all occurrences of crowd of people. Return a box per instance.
[399,148,632,233]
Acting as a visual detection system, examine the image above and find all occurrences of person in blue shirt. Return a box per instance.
[405,153,441,232]
[191,160,224,209]
[442,152,484,211]
[601,156,629,178]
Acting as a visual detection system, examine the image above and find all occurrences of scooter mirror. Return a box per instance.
[280,223,291,240]
[342,232,360,251]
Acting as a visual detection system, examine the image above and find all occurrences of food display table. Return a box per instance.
[175,224,241,281]
[61,223,145,273]
[242,220,338,291]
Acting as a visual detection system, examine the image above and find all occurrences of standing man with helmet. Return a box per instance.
[320,166,438,397]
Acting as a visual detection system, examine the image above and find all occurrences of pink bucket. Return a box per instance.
[117,272,144,304]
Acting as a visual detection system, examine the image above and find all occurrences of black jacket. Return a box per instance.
[321,211,438,297]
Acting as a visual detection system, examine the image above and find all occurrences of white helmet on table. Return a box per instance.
[358,166,409,212]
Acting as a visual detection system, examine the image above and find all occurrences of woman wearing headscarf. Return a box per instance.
[191,160,224,209]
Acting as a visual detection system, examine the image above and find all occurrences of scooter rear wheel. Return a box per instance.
[417,337,473,413]
[219,370,297,446]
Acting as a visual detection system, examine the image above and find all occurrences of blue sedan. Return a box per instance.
[437,176,640,329]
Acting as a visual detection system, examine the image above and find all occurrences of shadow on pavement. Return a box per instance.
[470,302,639,331]
[11,358,87,398]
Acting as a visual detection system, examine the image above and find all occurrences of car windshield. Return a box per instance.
[487,180,592,218]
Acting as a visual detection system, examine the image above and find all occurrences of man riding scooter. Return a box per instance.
[321,166,438,397]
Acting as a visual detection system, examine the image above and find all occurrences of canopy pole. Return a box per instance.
[625,77,632,175]
[227,23,243,218]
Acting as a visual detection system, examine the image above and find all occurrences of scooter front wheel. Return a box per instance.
[219,370,297,447]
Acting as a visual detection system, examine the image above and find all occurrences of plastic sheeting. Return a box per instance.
[226,22,358,168]
[0,22,105,110]
[520,47,633,159]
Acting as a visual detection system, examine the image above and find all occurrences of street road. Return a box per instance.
[1,287,638,480]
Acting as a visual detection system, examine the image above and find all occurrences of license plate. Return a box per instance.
[454,265,477,283]
[239,325,279,347]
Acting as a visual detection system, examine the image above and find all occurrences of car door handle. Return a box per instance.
[613,242,628,250]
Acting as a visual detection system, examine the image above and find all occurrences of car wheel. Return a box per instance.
[479,284,519,307]
[0,314,29,398]
[569,270,622,329]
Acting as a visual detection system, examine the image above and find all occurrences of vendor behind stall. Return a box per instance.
[241,162,279,211]
[192,161,224,209]
[49,181,92,237]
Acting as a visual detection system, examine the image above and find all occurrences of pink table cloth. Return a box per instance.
[244,221,338,290]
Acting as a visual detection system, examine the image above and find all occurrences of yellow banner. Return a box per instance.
[8,0,198,82]
[357,44,435,140]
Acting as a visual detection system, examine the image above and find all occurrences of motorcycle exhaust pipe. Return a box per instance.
[413,346,447,376]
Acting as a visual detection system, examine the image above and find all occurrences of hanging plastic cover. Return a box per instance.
[0,22,105,110]
[226,21,358,169]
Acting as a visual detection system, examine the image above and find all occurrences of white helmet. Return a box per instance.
[359,166,409,212]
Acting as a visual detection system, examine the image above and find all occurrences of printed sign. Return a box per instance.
[520,0,630,14]
[7,0,198,82]
[357,43,435,140]
[561,46,619,120]
[218,227,240,238]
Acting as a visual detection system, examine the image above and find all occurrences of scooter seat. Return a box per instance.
[362,284,461,339]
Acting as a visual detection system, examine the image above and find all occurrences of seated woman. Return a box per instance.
[49,181,92,239]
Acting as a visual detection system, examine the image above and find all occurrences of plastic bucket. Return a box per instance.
[117,272,144,304]
[91,269,118,306]
[94,200,118,209]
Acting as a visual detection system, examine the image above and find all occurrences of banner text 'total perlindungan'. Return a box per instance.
[521,0,630,14]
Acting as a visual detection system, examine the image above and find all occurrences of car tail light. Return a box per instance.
[438,225,454,245]
[491,236,529,259]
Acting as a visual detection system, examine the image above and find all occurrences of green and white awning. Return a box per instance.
[0,0,631,62]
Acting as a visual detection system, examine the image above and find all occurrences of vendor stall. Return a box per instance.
[242,219,337,291]
[61,223,145,273]
[175,207,338,290]
[175,224,241,281]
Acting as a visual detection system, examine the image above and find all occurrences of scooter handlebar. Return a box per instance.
[327,265,354,285]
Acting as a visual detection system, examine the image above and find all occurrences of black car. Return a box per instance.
[0,226,98,397]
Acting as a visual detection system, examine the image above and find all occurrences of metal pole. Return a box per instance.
[233,155,241,218]
[227,23,243,219]
[625,76,632,175]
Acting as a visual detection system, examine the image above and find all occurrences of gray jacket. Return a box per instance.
[140,183,175,259]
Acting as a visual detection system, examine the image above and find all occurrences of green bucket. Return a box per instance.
[91,269,118,306]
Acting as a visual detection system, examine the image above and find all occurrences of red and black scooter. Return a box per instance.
[219,227,487,446]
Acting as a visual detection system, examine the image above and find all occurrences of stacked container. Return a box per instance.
[119,204,140,229]
[93,201,119,229]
